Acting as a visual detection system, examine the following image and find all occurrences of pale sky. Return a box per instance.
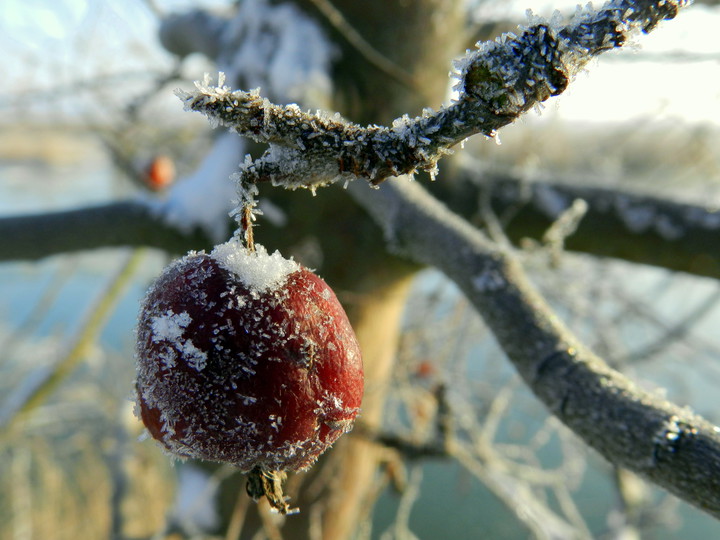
[547,5,720,125]
[1,0,719,126]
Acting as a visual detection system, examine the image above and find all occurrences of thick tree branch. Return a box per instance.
[348,176,720,519]
[441,169,720,279]
[0,201,213,262]
[5,172,720,284]
[177,0,689,189]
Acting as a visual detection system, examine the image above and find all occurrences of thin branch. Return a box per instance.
[623,286,720,363]
[357,380,591,537]
[305,0,417,89]
[6,169,720,285]
[177,0,689,189]
[353,425,447,460]
[347,176,720,519]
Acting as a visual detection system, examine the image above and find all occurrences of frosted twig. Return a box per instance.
[177,0,689,190]
[542,198,589,265]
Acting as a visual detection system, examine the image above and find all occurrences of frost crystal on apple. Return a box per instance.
[151,310,192,343]
[134,241,363,477]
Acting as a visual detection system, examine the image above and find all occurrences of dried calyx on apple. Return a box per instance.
[134,237,364,514]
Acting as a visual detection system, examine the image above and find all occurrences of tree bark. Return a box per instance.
[349,176,720,520]
[435,168,720,279]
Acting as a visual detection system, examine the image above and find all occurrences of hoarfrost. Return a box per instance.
[652,414,698,461]
[151,311,192,343]
[158,350,178,370]
[182,340,208,371]
[210,238,299,293]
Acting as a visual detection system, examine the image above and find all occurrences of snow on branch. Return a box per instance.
[176,0,689,191]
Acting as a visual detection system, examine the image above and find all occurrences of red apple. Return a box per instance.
[135,240,363,480]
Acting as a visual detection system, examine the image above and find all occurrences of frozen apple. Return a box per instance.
[134,239,363,512]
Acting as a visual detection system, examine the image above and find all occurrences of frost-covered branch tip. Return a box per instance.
[457,0,688,114]
[177,0,689,190]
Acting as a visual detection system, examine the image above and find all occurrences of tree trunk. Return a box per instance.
[317,272,416,539]
[197,2,468,537]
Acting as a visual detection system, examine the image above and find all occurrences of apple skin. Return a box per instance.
[135,249,363,472]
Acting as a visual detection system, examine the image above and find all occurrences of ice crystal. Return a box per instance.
[151,310,192,344]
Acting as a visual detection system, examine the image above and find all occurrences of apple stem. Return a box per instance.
[241,204,255,252]
[246,466,299,515]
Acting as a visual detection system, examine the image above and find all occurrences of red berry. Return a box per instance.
[135,240,363,475]
[143,154,175,191]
